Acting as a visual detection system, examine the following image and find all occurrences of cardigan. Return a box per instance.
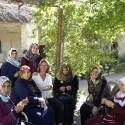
[53,75,79,97]
[88,78,110,107]
[0,98,18,125]
[11,78,52,125]
[21,55,42,73]
[11,78,41,107]
[1,62,20,84]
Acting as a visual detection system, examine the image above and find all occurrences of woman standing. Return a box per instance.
[53,63,79,125]
[0,76,28,125]
[85,77,125,125]
[32,59,64,125]
[80,66,110,125]
[11,65,52,125]
[21,43,42,74]
[1,48,20,85]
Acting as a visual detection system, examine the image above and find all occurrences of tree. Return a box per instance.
[33,0,125,76]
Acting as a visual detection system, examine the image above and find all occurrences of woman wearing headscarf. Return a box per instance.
[0,76,28,125]
[11,65,52,125]
[84,77,125,125]
[21,43,42,74]
[53,63,79,125]
[1,48,20,85]
[80,66,110,125]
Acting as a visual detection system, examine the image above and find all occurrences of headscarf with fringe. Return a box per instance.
[23,43,40,71]
[56,63,75,83]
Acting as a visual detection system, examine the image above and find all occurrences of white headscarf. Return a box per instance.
[6,48,20,68]
[0,76,11,102]
[114,77,125,107]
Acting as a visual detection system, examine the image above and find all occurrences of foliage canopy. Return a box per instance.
[32,0,125,76]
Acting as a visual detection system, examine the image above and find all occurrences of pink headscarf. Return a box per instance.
[114,77,125,107]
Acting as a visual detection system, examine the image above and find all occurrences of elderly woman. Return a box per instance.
[21,43,42,74]
[11,65,52,125]
[85,77,125,125]
[1,48,20,84]
[0,76,28,125]
[32,59,64,125]
[53,63,79,125]
[80,66,110,125]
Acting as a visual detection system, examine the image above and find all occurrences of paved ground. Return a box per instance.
[74,71,125,125]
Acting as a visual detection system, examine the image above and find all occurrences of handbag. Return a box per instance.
[55,92,74,102]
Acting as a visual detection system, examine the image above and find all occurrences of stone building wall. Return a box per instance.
[0,22,38,62]
[118,31,125,58]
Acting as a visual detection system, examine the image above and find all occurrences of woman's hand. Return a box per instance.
[92,106,97,116]
[14,97,29,113]
[39,98,46,108]
[66,85,72,91]
[101,98,107,104]
[60,86,65,92]
[15,102,24,113]
[14,71,20,77]
[21,97,29,106]
[105,100,114,108]
[88,94,93,102]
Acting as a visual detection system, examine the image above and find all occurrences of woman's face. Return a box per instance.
[21,69,31,80]
[1,82,10,96]
[31,45,39,55]
[91,68,99,79]
[11,51,17,60]
[119,81,125,93]
[40,62,48,72]
[62,68,69,76]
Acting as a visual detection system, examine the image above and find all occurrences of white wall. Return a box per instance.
[118,30,125,58]
[21,23,38,50]
[0,22,39,62]
[0,22,21,62]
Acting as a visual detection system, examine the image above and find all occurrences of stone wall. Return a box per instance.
[118,30,125,58]
[0,22,38,62]
[0,22,21,62]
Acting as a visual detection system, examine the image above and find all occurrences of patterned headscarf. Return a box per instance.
[114,77,125,107]
[0,76,11,102]
[6,48,20,68]
[23,43,40,71]
[56,63,75,83]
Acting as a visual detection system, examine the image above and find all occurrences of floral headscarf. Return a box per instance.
[23,43,40,71]
[6,48,20,68]
[0,76,11,102]
[56,63,75,83]
[114,77,125,107]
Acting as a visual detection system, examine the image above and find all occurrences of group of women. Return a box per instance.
[1,42,125,125]
[0,43,79,125]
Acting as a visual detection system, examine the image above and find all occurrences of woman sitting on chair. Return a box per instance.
[53,63,79,125]
[11,65,52,125]
[0,76,28,125]
[85,77,125,125]
[80,66,110,125]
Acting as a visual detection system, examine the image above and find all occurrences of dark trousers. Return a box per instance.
[80,103,93,125]
[48,97,64,123]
